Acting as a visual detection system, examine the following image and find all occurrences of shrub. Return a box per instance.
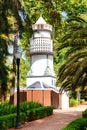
[63,118,87,130]
[20,101,42,113]
[0,104,16,116]
[0,101,41,116]
[0,113,26,129]
[80,99,85,104]
[34,106,53,119]
[82,109,87,118]
[26,106,53,121]
[0,103,53,129]
[70,98,78,107]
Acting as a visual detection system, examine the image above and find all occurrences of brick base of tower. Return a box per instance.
[11,89,69,109]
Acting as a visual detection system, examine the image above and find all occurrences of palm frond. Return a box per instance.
[72,58,87,87]
[67,17,87,24]
[58,16,87,91]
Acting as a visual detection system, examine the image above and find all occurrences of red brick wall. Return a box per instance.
[12,90,60,109]
[44,90,51,106]
[26,90,52,106]
[26,90,33,102]
[33,90,43,105]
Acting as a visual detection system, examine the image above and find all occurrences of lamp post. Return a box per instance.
[15,47,22,129]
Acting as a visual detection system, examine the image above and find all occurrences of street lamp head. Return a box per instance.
[15,47,22,59]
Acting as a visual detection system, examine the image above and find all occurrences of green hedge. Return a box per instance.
[82,109,87,118]
[0,101,42,116]
[0,113,26,129]
[20,101,42,112]
[0,104,16,116]
[80,99,85,104]
[26,106,53,121]
[69,98,78,107]
[62,118,87,130]
[0,106,53,129]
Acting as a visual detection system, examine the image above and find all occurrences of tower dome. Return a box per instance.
[32,16,52,31]
[35,16,46,24]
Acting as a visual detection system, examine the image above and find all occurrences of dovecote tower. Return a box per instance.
[13,16,69,110]
[26,16,56,88]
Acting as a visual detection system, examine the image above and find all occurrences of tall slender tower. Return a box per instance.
[26,16,56,88]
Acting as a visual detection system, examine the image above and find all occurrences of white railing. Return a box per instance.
[30,37,53,53]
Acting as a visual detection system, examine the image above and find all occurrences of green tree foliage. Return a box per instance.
[20,58,29,87]
[57,17,87,92]
[0,0,87,101]
[0,0,9,101]
[61,0,87,17]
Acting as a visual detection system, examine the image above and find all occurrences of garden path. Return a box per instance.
[9,103,87,130]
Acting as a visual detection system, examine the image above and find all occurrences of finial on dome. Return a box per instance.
[35,16,46,24]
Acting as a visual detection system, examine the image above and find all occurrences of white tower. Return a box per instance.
[26,16,56,88]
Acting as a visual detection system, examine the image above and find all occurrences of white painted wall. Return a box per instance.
[26,76,56,87]
[61,92,69,109]
[34,31,51,38]
[31,55,54,76]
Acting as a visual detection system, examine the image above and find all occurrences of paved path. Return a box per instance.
[9,103,87,130]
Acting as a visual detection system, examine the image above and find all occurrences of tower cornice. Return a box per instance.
[26,51,54,56]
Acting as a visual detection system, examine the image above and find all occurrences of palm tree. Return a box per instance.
[57,16,87,92]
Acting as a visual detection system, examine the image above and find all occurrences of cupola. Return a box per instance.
[32,16,52,31]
